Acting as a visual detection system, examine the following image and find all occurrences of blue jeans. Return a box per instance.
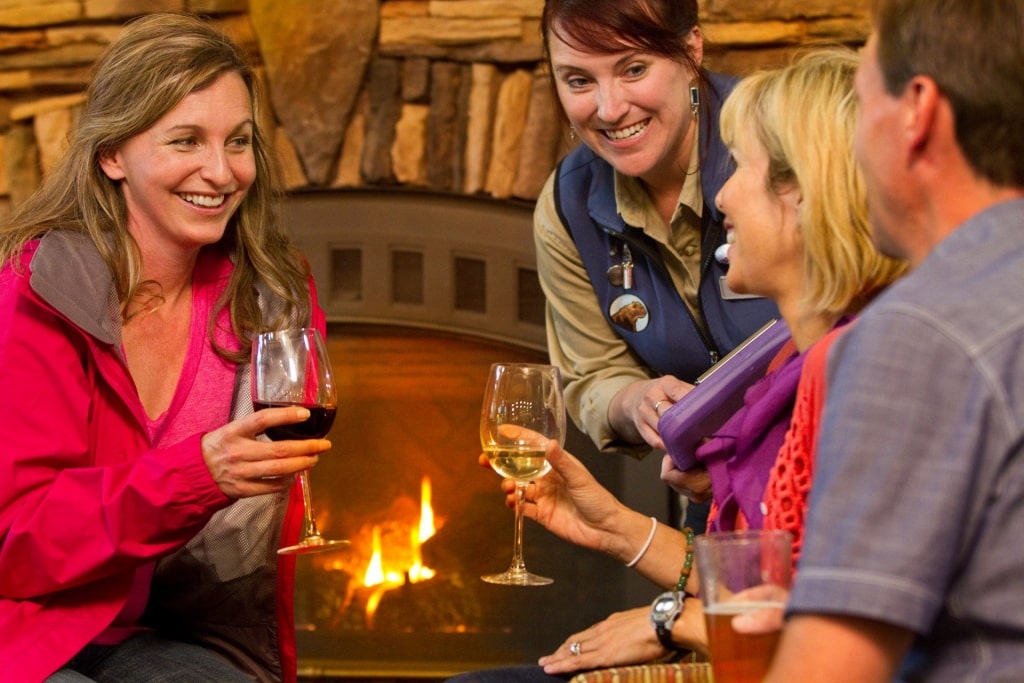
[45,631,255,682]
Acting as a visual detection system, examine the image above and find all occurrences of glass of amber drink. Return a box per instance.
[694,529,792,683]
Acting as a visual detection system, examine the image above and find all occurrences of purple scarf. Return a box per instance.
[695,348,804,532]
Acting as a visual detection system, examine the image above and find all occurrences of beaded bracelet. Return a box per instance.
[674,526,696,593]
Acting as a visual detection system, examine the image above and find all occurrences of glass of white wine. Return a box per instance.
[480,363,565,586]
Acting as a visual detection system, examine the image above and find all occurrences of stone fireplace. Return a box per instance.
[0,1,871,215]
[0,3,873,679]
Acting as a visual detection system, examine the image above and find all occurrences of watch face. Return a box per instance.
[652,592,682,622]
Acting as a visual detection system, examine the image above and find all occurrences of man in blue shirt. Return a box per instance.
[765,1,1024,681]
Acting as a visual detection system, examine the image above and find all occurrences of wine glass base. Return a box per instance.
[277,537,351,556]
[481,569,554,586]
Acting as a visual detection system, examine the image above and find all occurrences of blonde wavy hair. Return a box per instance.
[0,12,311,362]
[719,48,907,316]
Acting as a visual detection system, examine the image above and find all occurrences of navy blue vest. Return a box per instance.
[554,71,778,383]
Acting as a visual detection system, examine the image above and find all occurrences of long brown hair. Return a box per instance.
[0,11,311,361]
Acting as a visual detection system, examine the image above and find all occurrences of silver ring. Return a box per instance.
[569,640,582,656]
[654,400,666,415]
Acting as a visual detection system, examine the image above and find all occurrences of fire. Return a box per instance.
[361,476,439,627]
[363,526,388,586]
[419,476,436,543]
[409,477,436,582]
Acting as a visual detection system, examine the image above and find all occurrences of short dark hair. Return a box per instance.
[873,0,1024,188]
[541,0,699,63]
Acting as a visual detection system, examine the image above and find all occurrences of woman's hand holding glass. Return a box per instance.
[480,363,566,586]
[200,407,329,499]
[490,437,639,562]
[252,327,348,555]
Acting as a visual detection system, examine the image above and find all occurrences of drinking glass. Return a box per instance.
[252,327,349,555]
[694,529,792,683]
[480,363,565,586]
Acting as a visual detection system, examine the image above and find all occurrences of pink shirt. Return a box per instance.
[95,250,240,644]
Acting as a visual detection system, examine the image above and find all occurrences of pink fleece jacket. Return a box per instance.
[0,231,314,682]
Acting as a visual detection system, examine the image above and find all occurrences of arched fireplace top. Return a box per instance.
[284,188,544,351]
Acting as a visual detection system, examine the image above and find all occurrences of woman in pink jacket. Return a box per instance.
[0,12,328,683]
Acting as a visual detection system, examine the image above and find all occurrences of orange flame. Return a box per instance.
[362,476,438,626]
[409,477,436,582]
[419,477,436,543]
[363,526,386,586]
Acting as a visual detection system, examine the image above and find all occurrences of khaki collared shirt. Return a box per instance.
[534,135,706,455]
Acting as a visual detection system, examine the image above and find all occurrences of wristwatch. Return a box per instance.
[650,590,685,651]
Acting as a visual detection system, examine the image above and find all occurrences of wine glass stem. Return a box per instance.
[509,482,529,572]
[298,469,322,540]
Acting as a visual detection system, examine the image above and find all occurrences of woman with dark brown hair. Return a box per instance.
[533,0,776,497]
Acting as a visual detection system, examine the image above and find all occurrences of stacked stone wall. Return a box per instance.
[0,0,870,218]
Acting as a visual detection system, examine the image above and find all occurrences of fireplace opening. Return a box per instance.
[284,191,672,681]
[295,324,634,681]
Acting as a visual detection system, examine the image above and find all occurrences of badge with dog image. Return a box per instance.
[609,294,650,332]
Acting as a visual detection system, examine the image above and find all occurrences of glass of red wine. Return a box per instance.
[252,327,349,555]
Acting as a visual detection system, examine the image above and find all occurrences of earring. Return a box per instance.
[569,125,577,142]
[689,80,700,117]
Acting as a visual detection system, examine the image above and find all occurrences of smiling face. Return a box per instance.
[99,71,256,261]
[548,26,701,187]
[715,129,802,303]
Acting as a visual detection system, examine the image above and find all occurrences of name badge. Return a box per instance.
[719,276,764,301]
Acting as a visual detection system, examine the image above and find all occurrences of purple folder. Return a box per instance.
[658,319,791,470]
